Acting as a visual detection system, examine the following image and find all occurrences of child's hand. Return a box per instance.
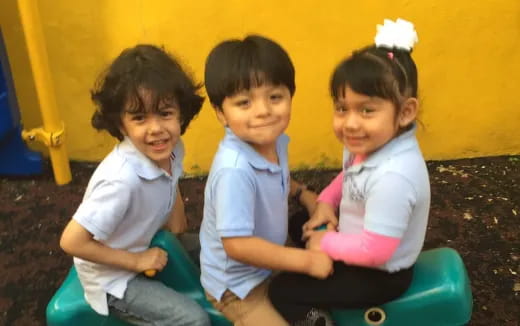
[306,230,327,251]
[135,247,168,273]
[302,202,338,240]
[307,250,333,279]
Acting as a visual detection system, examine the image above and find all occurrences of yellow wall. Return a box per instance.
[1,0,519,174]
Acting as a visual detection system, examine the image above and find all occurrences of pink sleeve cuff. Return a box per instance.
[317,171,344,208]
[320,230,401,267]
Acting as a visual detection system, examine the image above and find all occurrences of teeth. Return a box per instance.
[150,140,166,145]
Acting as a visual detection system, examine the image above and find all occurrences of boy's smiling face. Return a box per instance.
[216,83,291,160]
[119,88,181,172]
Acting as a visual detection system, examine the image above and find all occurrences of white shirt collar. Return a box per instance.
[344,124,418,172]
[116,137,170,180]
[222,127,289,173]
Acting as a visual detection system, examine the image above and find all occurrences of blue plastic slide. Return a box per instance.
[0,29,42,176]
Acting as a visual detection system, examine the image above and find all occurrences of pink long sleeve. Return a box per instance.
[317,171,344,208]
[320,230,401,267]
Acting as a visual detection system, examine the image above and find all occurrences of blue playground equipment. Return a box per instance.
[47,229,472,326]
[0,29,43,176]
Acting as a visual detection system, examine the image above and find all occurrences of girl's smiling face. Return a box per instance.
[332,86,417,156]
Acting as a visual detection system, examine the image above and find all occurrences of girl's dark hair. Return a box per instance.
[91,44,204,140]
[330,45,418,111]
[204,35,295,109]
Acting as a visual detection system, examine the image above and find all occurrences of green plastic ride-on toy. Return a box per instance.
[47,230,472,325]
[46,230,231,326]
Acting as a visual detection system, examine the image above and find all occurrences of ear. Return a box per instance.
[214,106,228,127]
[398,97,418,128]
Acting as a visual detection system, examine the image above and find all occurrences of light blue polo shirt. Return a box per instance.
[200,128,290,301]
[338,124,431,272]
[72,137,184,315]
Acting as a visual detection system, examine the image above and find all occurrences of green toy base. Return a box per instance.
[46,230,231,326]
[47,231,472,326]
[331,247,473,325]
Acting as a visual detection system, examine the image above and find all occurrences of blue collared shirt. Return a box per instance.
[72,137,184,315]
[200,128,290,300]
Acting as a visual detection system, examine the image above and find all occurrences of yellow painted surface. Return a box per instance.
[1,0,519,174]
[16,0,71,184]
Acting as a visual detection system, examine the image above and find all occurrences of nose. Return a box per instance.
[344,112,360,130]
[253,98,271,117]
[147,115,163,134]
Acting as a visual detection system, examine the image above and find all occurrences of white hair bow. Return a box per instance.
[374,18,418,51]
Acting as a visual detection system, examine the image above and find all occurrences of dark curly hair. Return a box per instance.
[91,44,204,140]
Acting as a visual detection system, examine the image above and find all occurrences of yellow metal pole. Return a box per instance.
[17,0,71,185]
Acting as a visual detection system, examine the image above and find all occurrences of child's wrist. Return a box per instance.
[292,184,307,203]
[304,250,317,274]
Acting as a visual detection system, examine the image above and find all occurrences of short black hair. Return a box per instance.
[330,45,418,111]
[204,35,295,109]
[91,44,204,140]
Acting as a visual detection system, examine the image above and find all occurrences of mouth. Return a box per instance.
[345,136,366,145]
[148,139,169,151]
[251,120,278,129]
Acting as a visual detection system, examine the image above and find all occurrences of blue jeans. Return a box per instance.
[107,275,210,326]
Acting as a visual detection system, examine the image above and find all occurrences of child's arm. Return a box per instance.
[165,185,188,234]
[302,171,343,237]
[60,220,168,273]
[310,172,417,267]
[308,230,400,267]
[317,171,343,207]
[222,236,333,279]
[213,169,332,279]
[290,178,318,215]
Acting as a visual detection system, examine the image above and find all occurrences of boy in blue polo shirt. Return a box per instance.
[199,35,333,326]
[60,44,210,326]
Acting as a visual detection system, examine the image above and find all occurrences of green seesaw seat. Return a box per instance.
[46,230,232,326]
[47,231,472,326]
[331,247,473,325]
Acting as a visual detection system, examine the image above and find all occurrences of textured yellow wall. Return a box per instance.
[1,0,519,174]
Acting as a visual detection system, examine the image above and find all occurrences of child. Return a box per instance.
[199,35,334,326]
[59,44,210,326]
[268,18,430,325]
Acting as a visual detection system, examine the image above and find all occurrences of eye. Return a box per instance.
[130,113,145,122]
[360,106,375,116]
[159,108,177,118]
[269,92,284,102]
[334,104,347,113]
[234,98,250,108]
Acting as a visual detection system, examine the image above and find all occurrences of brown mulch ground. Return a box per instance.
[0,156,519,325]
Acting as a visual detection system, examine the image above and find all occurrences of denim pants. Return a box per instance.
[107,274,210,326]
